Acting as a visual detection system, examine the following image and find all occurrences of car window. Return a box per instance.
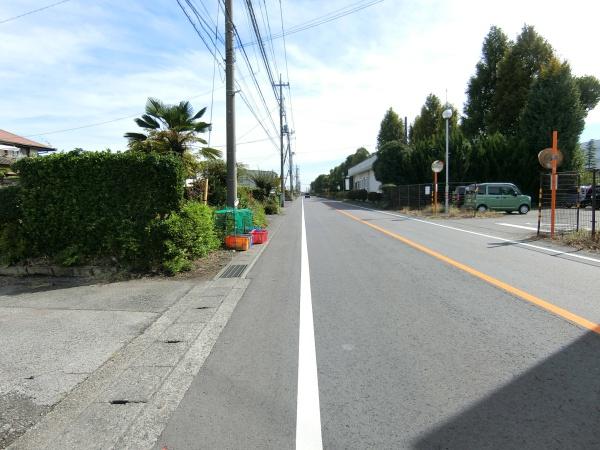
[487,185,501,195]
[476,185,486,195]
[500,186,515,195]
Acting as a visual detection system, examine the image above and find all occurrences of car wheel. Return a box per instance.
[518,204,530,214]
[477,205,487,213]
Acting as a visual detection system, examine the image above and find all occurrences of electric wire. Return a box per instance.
[0,0,71,25]
[241,0,384,46]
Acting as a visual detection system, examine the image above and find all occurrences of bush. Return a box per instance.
[334,191,347,200]
[0,186,21,226]
[264,199,280,215]
[146,202,220,274]
[12,151,184,263]
[367,192,383,202]
[250,199,267,227]
[347,189,368,201]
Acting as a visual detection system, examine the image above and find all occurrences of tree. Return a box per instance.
[373,140,411,185]
[310,174,330,194]
[377,108,405,149]
[490,25,555,135]
[585,140,597,172]
[125,98,222,176]
[518,60,586,193]
[250,171,278,201]
[575,76,600,114]
[410,94,443,144]
[346,147,370,168]
[462,26,511,137]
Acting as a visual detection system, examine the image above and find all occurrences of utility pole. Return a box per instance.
[287,130,294,197]
[274,74,289,207]
[225,0,236,208]
[295,166,300,194]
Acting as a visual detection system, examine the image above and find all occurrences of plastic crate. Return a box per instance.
[250,229,268,244]
[224,235,250,251]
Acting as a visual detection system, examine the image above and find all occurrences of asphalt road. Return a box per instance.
[156,198,600,449]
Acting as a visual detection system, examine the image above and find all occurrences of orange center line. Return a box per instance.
[336,208,600,335]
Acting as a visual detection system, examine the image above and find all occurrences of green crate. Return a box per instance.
[215,208,253,235]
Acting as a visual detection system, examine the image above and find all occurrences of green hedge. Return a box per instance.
[12,151,184,264]
[347,189,368,201]
[0,186,21,225]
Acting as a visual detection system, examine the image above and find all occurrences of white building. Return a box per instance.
[347,154,381,192]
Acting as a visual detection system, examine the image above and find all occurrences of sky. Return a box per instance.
[1,0,599,190]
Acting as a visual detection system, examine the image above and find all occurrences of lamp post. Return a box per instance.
[442,107,453,215]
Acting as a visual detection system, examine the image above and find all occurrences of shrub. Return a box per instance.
[0,185,21,226]
[12,150,184,263]
[146,202,220,274]
[264,199,280,215]
[250,199,267,228]
[367,192,383,202]
[347,189,368,201]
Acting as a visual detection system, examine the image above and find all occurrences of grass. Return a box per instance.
[396,205,503,219]
[555,230,600,252]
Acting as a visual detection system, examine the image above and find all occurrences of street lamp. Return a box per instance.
[442,107,453,215]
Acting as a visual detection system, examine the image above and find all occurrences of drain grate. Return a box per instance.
[219,264,247,278]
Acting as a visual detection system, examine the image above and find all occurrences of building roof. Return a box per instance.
[347,154,377,177]
[0,129,55,151]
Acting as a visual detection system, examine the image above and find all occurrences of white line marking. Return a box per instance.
[496,222,539,231]
[342,202,600,265]
[296,200,323,450]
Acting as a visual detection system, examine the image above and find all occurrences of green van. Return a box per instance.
[464,183,531,214]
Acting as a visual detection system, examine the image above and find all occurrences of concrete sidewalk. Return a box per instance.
[1,209,286,449]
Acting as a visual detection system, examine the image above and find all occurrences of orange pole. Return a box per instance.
[550,130,558,238]
[434,172,438,215]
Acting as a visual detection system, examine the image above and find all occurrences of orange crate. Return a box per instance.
[224,235,250,251]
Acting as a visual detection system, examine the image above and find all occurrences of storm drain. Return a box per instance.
[219,264,247,278]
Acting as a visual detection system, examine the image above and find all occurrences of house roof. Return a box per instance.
[347,154,377,177]
[0,129,55,151]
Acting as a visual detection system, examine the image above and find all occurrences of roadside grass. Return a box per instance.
[396,205,503,219]
[554,231,600,253]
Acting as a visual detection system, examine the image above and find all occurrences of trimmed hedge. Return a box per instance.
[0,185,21,225]
[367,192,383,202]
[12,151,185,264]
[347,189,368,201]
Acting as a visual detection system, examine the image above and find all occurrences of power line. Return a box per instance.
[278,0,295,139]
[0,0,71,25]
[23,86,221,138]
[241,0,384,46]
[176,0,225,66]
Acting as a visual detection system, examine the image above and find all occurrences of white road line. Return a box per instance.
[296,200,323,450]
[343,202,600,265]
[496,222,539,231]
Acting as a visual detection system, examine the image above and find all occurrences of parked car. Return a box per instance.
[452,185,467,207]
[580,186,600,209]
[464,182,531,214]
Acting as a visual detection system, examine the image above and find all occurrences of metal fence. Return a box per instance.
[385,181,476,210]
[537,171,598,236]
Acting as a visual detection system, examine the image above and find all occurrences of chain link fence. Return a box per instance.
[384,181,476,210]
[537,171,598,236]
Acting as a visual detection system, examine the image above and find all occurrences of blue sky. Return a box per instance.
[1,0,599,189]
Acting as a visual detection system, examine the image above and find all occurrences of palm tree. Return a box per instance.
[125,98,222,160]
